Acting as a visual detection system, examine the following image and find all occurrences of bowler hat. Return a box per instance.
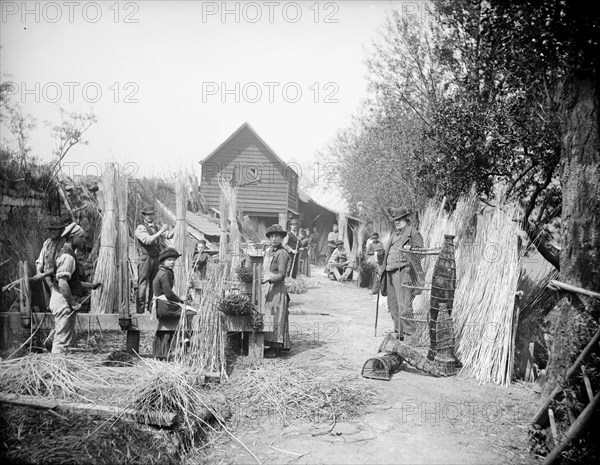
[141,203,155,215]
[391,206,410,221]
[159,247,181,262]
[47,217,67,230]
[266,224,287,238]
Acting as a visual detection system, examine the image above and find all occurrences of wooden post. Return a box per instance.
[248,332,264,359]
[20,261,31,328]
[278,213,287,230]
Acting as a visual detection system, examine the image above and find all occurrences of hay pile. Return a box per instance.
[127,358,228,451]
[225,361,376,426]
[0,354,107,401]
[286,276,308,294]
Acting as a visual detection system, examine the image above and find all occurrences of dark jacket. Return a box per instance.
[53,243,84,297]
[380,225,424,296]
[153,266,183,303]
[265,244,290,283]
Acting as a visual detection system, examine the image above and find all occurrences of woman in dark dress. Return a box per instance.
[261,224,291,357]
[152,247,195,358]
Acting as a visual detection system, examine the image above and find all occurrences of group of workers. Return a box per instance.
[32,201,421,357]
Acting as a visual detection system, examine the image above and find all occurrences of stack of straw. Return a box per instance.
[224,360,376,426]
[0,354,107,401]
[116,168,129,314]
[173,174,191,297]
[173,263,229,378]
[128,357,227,450]
[452,201,523,386]
[91,164,118,314]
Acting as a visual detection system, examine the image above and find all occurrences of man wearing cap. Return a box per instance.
[380,206,424,339]
[328,239,354,282]
[135,204,171,314]
[282,219,300,279]
[33,217,68,308]
[50,222,102,354]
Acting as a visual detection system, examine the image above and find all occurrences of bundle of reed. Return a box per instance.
[116,168,129,314]
[91,164,118,314]
[224,360,376,427]
[127,357,227,450]
[410,200,448,317]
[452,201,523,386]
[0,353,107,401]
[216,175,231,262]
[240,216,267,243]
[173,263,229,378]
[173,174,189,297]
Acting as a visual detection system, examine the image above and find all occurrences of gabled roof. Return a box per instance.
[199,122,296,177]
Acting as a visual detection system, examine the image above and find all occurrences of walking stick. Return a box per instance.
[374,290,380,337]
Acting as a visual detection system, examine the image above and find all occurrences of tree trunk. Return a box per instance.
[543,75,600,399]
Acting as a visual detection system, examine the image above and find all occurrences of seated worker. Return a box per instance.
[152,247,196,359]
[328,240,354,282]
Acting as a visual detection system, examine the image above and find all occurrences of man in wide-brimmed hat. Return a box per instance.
[380,206,424,339]
[135,203,171,314]
[262,224,292,357]
[49,222,102,354]
[33,217,69,308]
[283,218,300,278]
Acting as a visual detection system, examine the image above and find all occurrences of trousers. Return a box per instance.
[137,254,159,313]
[49,289,76,354]
[385,268,416,338]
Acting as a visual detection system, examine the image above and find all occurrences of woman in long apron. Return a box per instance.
[261,224,291,356]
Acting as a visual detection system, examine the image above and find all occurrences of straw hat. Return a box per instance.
[391,206,410,221]
[159,247,181,262]
[266,224,287,238]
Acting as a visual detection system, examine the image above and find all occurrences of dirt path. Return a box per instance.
[209,267,541,465]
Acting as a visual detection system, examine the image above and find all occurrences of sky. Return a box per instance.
[1,0,428,210]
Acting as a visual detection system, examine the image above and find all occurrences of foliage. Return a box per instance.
[217,293,256,316]
[235,265,254,283]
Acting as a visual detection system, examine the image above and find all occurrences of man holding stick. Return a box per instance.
[50,222,102,355]
[283,218,300,279]
[135,204,171,314]
[33,217,68,308]
[380,207,423,340]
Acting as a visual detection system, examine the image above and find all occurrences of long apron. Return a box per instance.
[261,251,291,349]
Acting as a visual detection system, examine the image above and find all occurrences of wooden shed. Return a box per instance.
[199,122,299,225]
